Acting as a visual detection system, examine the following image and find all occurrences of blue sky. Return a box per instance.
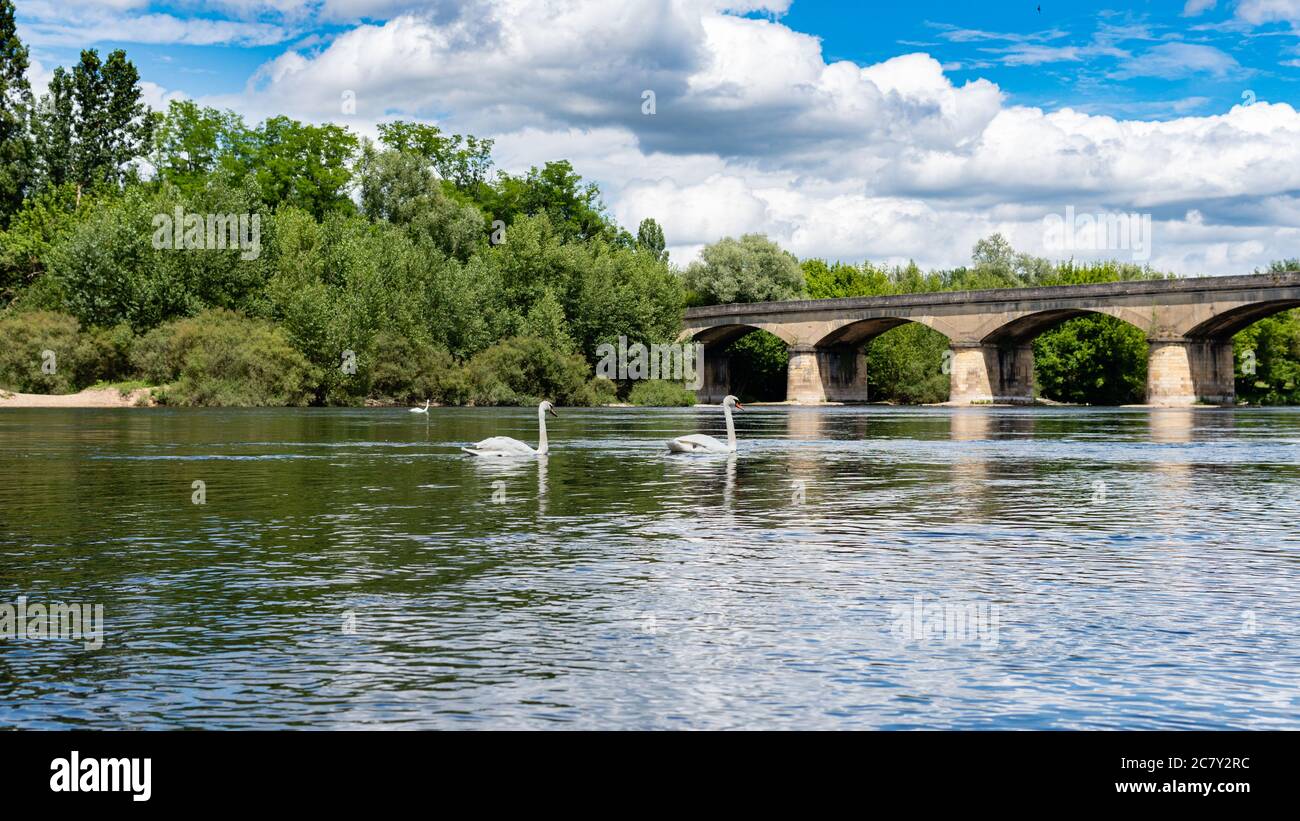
[14,2,1300,273]
[22,2,1298,117]
[781,1,1297,117]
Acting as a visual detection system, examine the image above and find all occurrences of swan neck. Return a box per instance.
[537,405,548,454]
[724,403,736,450]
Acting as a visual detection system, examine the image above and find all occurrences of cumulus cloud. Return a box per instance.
[30,0,1300,274]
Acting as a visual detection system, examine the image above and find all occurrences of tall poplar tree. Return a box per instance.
[0,0,33,223]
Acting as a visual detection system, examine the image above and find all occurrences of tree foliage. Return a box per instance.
[684,233,805,305]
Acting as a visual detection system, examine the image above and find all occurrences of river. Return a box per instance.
[1,405,1297,729]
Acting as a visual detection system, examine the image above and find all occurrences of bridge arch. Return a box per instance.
[1183,299,1300,339]
[684,322,798,348]
[813,316,952,348]
[980,307,1149,346]
[810,317,955,404]
[976,308,1153,405]
[682,323,795,403]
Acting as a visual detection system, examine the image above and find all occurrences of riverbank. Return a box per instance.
[0,386,154,408]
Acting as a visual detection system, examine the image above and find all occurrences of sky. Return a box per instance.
[13,0,1300,274]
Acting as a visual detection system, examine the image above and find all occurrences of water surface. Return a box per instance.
[1,405,1297,729]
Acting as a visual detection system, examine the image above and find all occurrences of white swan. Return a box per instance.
[410,399,430,414]
[667,395,744,453]
[462,401,558,457]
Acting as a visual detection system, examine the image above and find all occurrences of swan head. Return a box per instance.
[723,395,745,411]
[539,400,559,417]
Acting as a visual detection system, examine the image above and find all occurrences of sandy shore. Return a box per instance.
[0,387,154,408]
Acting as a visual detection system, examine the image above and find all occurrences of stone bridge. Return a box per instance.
[680,271,1300,405]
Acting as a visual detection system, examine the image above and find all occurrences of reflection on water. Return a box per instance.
[1,405,1298,729]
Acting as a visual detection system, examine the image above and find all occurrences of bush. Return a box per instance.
[465,335,593,406]
[583,376,618,406]
[368,331,470,405]
[0,310,132,393]
[131,309,318,406]
[628,379,697,406]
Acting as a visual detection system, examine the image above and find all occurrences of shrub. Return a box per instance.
[466,335,592,406]
[368,331,470,405]
[0,310,131,393]
[131,309,318,406]
[628,379,696,406]
[583,376,618,406]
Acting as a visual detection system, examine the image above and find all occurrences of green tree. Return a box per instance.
[683,233,805,305]
[376,120,494,192]
[483,160,616,244]
[723,330,790,402]
[152,100,253,196]
[30,67,73,190]
[354,142,485,259]
[0,0,32,223]
[865,324,950,404]
[250,116,357,217]
[803,258,892,298]
[0,183,83,302]
[1033,315,1148,404]
[636,217,667,262]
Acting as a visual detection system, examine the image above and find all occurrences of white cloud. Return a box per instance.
[36,0,1297,275]
[16,1,298,46]
[1110,42,1244,79]
[1236,0,1300,25]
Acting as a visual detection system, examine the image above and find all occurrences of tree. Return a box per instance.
[30,68,73,190]
[152,100,253,196]
[69,50,111,191]
[250,116,357,217]
[803,258,891,298]
[483,160,615,243]
[101,50,153,184]
[683,233,805,305]
[29,49,153,198]
[353,142,485,259]
[0,0,32,223]
[636,217,666,262]
[377,120,493,191]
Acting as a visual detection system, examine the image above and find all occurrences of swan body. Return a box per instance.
[463,401,558,457]
[410,400,430,413]
[668,395,743,453]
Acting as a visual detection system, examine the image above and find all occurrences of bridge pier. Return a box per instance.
[786,345,826,404]
[1146,338,1234,406]
[948,343,1036,404]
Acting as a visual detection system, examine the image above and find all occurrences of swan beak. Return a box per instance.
[548,407,559,417]
[734,402,745,411]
